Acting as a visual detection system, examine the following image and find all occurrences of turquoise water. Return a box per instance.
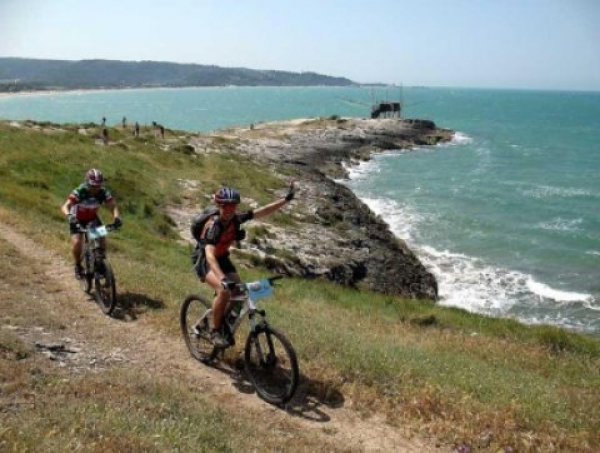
[0,86,375,132]
[345,89,600,334]
[1,87,598,333]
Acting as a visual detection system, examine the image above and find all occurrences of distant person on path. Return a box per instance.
[60,169,122,279]
[190,182,296,347]
[122,116,127,129]
[102,128,109,145]
[134,121,140,137]
[159,125,165,139]
[101,117,106,127]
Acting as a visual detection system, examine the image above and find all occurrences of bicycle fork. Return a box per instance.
[249,323,275,368]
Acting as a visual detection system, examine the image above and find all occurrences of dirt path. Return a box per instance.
[0,220,444,452]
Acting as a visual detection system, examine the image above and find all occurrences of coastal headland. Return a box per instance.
[3,114,453,300]
[178,117,454,300]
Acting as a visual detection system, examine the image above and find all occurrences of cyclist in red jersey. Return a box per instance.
[60,169,122,279]
[193,182,295,347]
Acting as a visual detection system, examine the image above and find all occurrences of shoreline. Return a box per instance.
[0,87,182,98]
[0,84,362,99]
[200,116,455,299]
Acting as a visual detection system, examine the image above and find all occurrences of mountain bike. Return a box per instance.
[180,276,299,405]
[77,222,119,315]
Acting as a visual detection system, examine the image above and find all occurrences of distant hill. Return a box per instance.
[0,57,356,92]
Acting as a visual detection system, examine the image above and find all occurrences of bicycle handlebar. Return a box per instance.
[221,275,283,291]
[227,275,284,294]
[76,223,120,233]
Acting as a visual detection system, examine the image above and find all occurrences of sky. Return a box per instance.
[1,0,599,91]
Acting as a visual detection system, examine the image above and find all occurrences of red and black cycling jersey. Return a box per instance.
[67,184,114,222]
[203,211,253,257]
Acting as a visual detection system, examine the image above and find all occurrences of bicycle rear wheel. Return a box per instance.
[244,325,299,405]
[180,295,217,363]
[94,259,117,315]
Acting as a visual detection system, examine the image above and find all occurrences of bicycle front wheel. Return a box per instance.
[94,259,117,315]
[244,325,299,405]
[79,245,93,294]
[180,295,217,363]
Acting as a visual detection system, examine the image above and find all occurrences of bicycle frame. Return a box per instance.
[78,223,115,260]
[226,277,279,337]
[228,291,260,335]
[82,229,102,266]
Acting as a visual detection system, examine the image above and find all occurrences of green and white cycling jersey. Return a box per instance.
[67,184,114,223]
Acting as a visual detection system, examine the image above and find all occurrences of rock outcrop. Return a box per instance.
[178,117,454,301]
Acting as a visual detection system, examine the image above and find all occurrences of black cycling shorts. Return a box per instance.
[195,253,237,281]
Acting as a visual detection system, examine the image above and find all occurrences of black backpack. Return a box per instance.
[190,207,219,271]
[190,207,247,273]
[190,207,219,242]
[190,207,246,243]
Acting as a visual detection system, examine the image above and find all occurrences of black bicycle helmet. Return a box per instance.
[214,187,241,205]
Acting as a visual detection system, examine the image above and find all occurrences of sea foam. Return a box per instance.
[348,192,596,327]
[361,197,425,243]
[451,131,473,145]
[537,217,583,232]
[526,279,593,303]
[521,184,593,199]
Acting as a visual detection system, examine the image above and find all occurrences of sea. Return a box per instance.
[1,86,598,335]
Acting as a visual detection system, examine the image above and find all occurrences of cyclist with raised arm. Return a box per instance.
[192,182,295,347]
[61,169,122,279]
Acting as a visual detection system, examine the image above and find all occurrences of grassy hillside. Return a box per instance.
[1,120,599,452]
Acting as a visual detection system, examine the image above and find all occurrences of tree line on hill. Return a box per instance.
[0,57,356,92]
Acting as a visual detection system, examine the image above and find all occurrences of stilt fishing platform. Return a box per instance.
[371,101,401,119]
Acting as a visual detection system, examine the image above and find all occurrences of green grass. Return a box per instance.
[269,279,600,449]
[1,120,599,452]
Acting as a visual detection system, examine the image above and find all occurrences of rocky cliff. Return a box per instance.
[178,117,454,300]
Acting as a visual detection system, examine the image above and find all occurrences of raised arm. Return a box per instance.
[253,181,296,220]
